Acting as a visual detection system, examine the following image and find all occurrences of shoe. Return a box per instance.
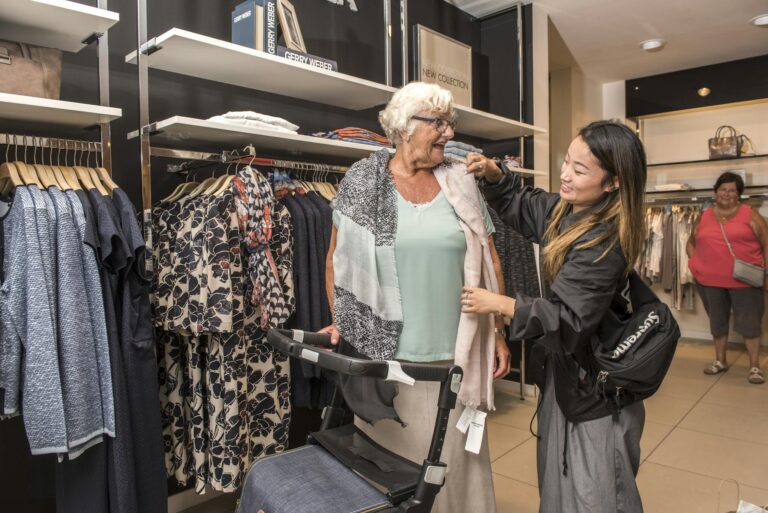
[748,368,765,385]
[703,360,728,375]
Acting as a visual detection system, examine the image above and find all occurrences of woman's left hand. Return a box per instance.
[461,286,511,316]
[493,334,511,379]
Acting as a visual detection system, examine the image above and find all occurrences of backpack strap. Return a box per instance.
[628,271,659,308]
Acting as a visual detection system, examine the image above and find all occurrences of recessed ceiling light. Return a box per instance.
[640,38,666,52]
[697,87,711,97]
[751,14,768,27]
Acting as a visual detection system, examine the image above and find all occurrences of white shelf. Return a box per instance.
[127,116,390,160]
[126,29,396,111]
[0,0,119,53]
[453,105,546,140]
[0,92,122,127]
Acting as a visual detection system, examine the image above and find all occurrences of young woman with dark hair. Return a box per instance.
[465,120,648,513]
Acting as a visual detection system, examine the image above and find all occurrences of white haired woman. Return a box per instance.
[319,82,510,512]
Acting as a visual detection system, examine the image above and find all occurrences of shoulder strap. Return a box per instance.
[715,214,737,259]
[628,271,659,308]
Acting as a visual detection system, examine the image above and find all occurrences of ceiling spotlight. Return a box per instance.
[697,87,711,97]
[751,14,768,27]
[640,38,666,52]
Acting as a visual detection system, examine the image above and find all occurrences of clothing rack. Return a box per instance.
[1,132,103,153]
[152,145,349,176]
[643,188,768,205]
[1,133,105,172]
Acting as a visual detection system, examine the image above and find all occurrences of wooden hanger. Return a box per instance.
[88,142,118,193]
[15,161,43,189]
[59,166,83,191]
[0,161,24,195]
[186,176,218,199]
[73,165,98,191]
[86,166,110,195]
[46,161,70,191]
[162,180,197,203]
[33,163,59,189]
[96,166,119,192]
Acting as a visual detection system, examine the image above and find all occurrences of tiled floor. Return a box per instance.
[182,339,767,513]
[490,339,768,513]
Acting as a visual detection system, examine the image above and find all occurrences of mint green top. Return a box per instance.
[333,189,495,362]
[392,190,494,362]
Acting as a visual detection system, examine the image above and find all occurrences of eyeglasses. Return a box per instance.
[411,115,457,133]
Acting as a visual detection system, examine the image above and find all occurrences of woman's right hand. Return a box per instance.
[318,324,341,346]
[466,152,504,183]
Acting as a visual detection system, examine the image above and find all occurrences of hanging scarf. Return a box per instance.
[232,166,294,329]
[332,149,403,359]
[434,164,499,410]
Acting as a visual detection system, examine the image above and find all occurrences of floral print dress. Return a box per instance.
[151,170,294,494]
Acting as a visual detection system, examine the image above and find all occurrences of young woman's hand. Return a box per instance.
[465,153,504,183]
[460,286,514,317]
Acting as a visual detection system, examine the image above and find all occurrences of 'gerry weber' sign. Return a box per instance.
[415,25,472,107]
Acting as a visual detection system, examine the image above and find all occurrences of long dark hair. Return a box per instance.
[542,120,647,281]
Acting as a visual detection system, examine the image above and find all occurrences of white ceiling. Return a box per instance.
[447,0,768,82]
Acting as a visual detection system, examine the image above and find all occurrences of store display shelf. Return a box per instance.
[0,0,119,53]
[453,105,546,140]
[648,154,768,167]
[645,185,768,195]
[0,92,122,127]
[125,29,396,111]
[127,116,392,160]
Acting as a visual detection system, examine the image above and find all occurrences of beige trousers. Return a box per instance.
[356,379,497,513]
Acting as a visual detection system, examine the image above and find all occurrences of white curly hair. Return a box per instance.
[378,81,455,145]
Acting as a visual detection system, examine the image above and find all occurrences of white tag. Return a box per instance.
[456,405,476,435]
[737,500,768,513]
[385,361,416,386]
[465,410,487,454]
[300,348,318,363]
[292,329,305,343]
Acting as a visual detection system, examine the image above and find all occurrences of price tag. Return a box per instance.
[456,405,475,435]
[465,410,487,454]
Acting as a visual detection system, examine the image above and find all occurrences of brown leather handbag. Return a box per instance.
[0,40,63,99]
[708,125,755,160]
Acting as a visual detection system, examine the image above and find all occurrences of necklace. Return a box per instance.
[715,205,739,221]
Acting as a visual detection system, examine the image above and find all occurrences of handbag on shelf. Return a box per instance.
[0,39,62,100]
[708,125,754,160]
[716,215,765,288]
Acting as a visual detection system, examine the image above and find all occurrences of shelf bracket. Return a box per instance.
[81,32,103,46]
[140,38,161,56]
[141,124,162,137]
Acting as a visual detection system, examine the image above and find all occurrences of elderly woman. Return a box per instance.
[687,171,768,384]
[319,81,510,513]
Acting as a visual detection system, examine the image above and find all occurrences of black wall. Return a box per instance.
[0,1,535,510]
[626,54,768,117]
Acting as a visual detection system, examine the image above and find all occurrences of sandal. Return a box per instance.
[703,360,728,375]
[748,368,765,385]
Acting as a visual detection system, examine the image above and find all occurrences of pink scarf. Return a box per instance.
[434,162,499,410]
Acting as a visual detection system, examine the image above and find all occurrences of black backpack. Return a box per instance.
[591,272,681,408]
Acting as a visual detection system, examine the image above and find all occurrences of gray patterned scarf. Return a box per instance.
[332,149,403,359]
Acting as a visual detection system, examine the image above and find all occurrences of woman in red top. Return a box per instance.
[687,172,768,384]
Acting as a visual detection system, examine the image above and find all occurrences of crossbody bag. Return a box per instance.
[716,212,765,288]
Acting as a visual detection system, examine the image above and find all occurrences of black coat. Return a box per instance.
[481,169,631,421]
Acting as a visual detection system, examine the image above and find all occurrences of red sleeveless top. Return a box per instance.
[689,205,764,288]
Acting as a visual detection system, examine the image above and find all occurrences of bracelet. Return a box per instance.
[494,327,505,335]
